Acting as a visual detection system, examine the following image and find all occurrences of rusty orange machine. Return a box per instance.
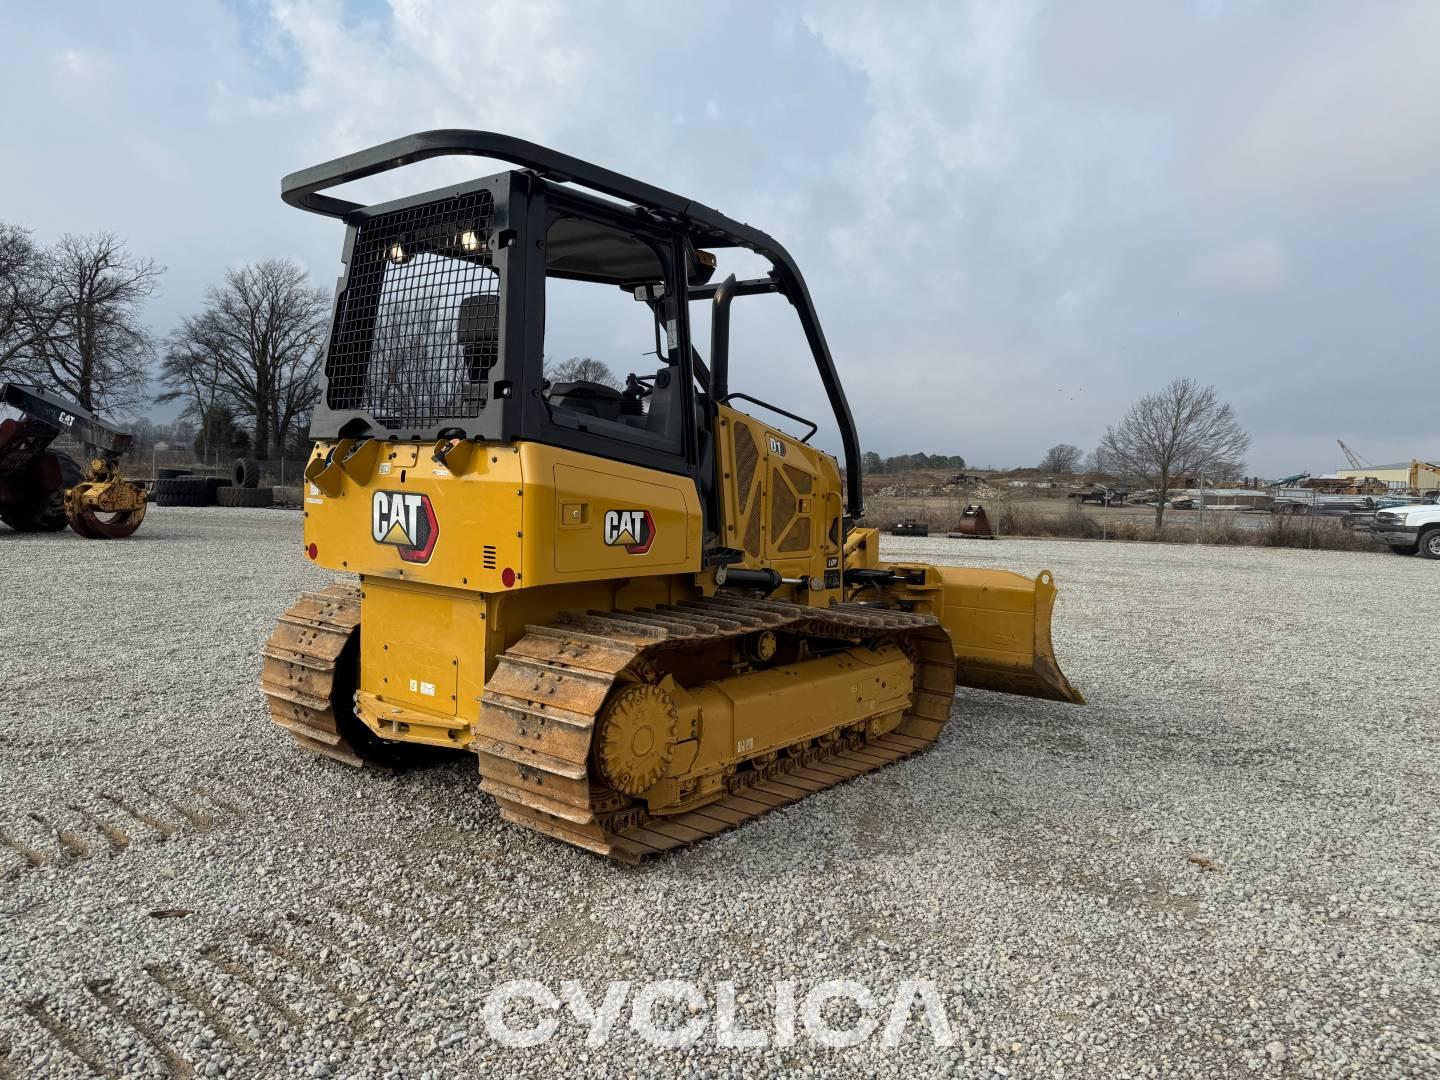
[262,131,1080,862]
[0,383,148,538]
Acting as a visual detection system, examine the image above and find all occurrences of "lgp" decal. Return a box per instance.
[371,490,439,563]
[603,509,656,555]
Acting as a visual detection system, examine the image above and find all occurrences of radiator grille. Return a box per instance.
[326,190,499,429]
[778,517,811,552]
[482,545,498,570]
[772,464,814,553]
[732,419,763,557]
[733,421,760,514]
[770,469,798,541]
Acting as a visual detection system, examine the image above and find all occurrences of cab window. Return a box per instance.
[541,216,684,453]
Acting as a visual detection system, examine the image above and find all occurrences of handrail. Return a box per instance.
[709,274,738,403]
[721,393,819,445]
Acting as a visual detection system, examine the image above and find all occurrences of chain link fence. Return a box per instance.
[48,436,309,506]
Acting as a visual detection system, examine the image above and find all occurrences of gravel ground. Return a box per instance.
[1,507,1437,1079]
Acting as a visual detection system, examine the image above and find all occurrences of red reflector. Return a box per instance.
[306,543,318,560]
[501,567,516,588]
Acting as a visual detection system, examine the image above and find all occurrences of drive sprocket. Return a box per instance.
[595,682,678,795]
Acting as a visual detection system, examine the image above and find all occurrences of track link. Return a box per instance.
[260,582,366,767]
[477,597,957,862]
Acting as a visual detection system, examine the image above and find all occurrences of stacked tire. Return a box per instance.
[155,476,214,507]
[154,473,236,507]
[224,457,272,508]
[218,486,274,507]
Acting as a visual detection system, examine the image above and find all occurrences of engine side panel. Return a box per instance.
[714,404,843,603]
[302,438,702,591]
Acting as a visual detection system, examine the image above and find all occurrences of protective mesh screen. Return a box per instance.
[326,190,499,428]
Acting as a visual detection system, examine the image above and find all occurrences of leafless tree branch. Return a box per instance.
[31,232,163,412]
[160,259,329,458]
[1038,443,1082,475]
[1100,377,1251,528]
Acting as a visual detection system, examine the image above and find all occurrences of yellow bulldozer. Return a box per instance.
[263,131,1081,862]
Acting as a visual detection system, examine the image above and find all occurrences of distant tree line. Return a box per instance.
[1038,443,1082,475]
[158,259,329,461]
[862,451,967,474]
[1034,380,1250,527]
[5,219,1254,496]
[3,220,331,461]
[1099,377,1249,527]
[544,356,619,387]
[0,224,162,412]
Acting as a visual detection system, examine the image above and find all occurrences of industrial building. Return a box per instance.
[1336,459,1440,493]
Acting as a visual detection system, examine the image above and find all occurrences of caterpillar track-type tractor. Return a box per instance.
[263,131,1082,862]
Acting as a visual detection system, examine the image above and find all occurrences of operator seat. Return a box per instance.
[457,293,499,383]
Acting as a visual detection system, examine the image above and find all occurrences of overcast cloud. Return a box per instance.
[3,0,1436,474]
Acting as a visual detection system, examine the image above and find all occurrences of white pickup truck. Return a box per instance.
[1372,503,1440,558]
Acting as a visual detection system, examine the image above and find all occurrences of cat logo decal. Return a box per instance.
[603,509,655,555]
[371,491,439,563]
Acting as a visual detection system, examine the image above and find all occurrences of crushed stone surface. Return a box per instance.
[0,509,1436,1078]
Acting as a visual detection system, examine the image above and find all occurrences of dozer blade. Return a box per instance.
[934,566,1083,704]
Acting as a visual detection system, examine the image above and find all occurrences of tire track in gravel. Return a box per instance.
[21,999,122,1079]
[0,828,45,870]
[0,777,264,882]
[6,904,399,1078]
[5,781,510,1074]
[27,811,91,859]
[248,927,361,1009]
[144,963,259,1055]
[87,979,195,1079]
[198,945,309,1030]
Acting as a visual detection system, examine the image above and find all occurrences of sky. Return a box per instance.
[2,0,1437,476]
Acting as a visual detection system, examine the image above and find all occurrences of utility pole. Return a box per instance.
[1196,474,1205,544]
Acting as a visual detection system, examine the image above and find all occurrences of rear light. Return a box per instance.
[501,567,516,588]
[306,543,318,560]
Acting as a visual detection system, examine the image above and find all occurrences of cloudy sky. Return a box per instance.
[3,0,1437,475]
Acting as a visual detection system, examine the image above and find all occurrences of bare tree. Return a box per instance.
[272,344,324,454]
[1081,446,1112,476]
[1038,443,1082,475]
[1100,377,1250,528]
[32,232,162,411]
[545,356,619,388]
[164,260,329,458]
[156,331,228,459]
[0,223,61,382]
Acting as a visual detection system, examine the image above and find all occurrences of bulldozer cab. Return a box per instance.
[286,132,861,544]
